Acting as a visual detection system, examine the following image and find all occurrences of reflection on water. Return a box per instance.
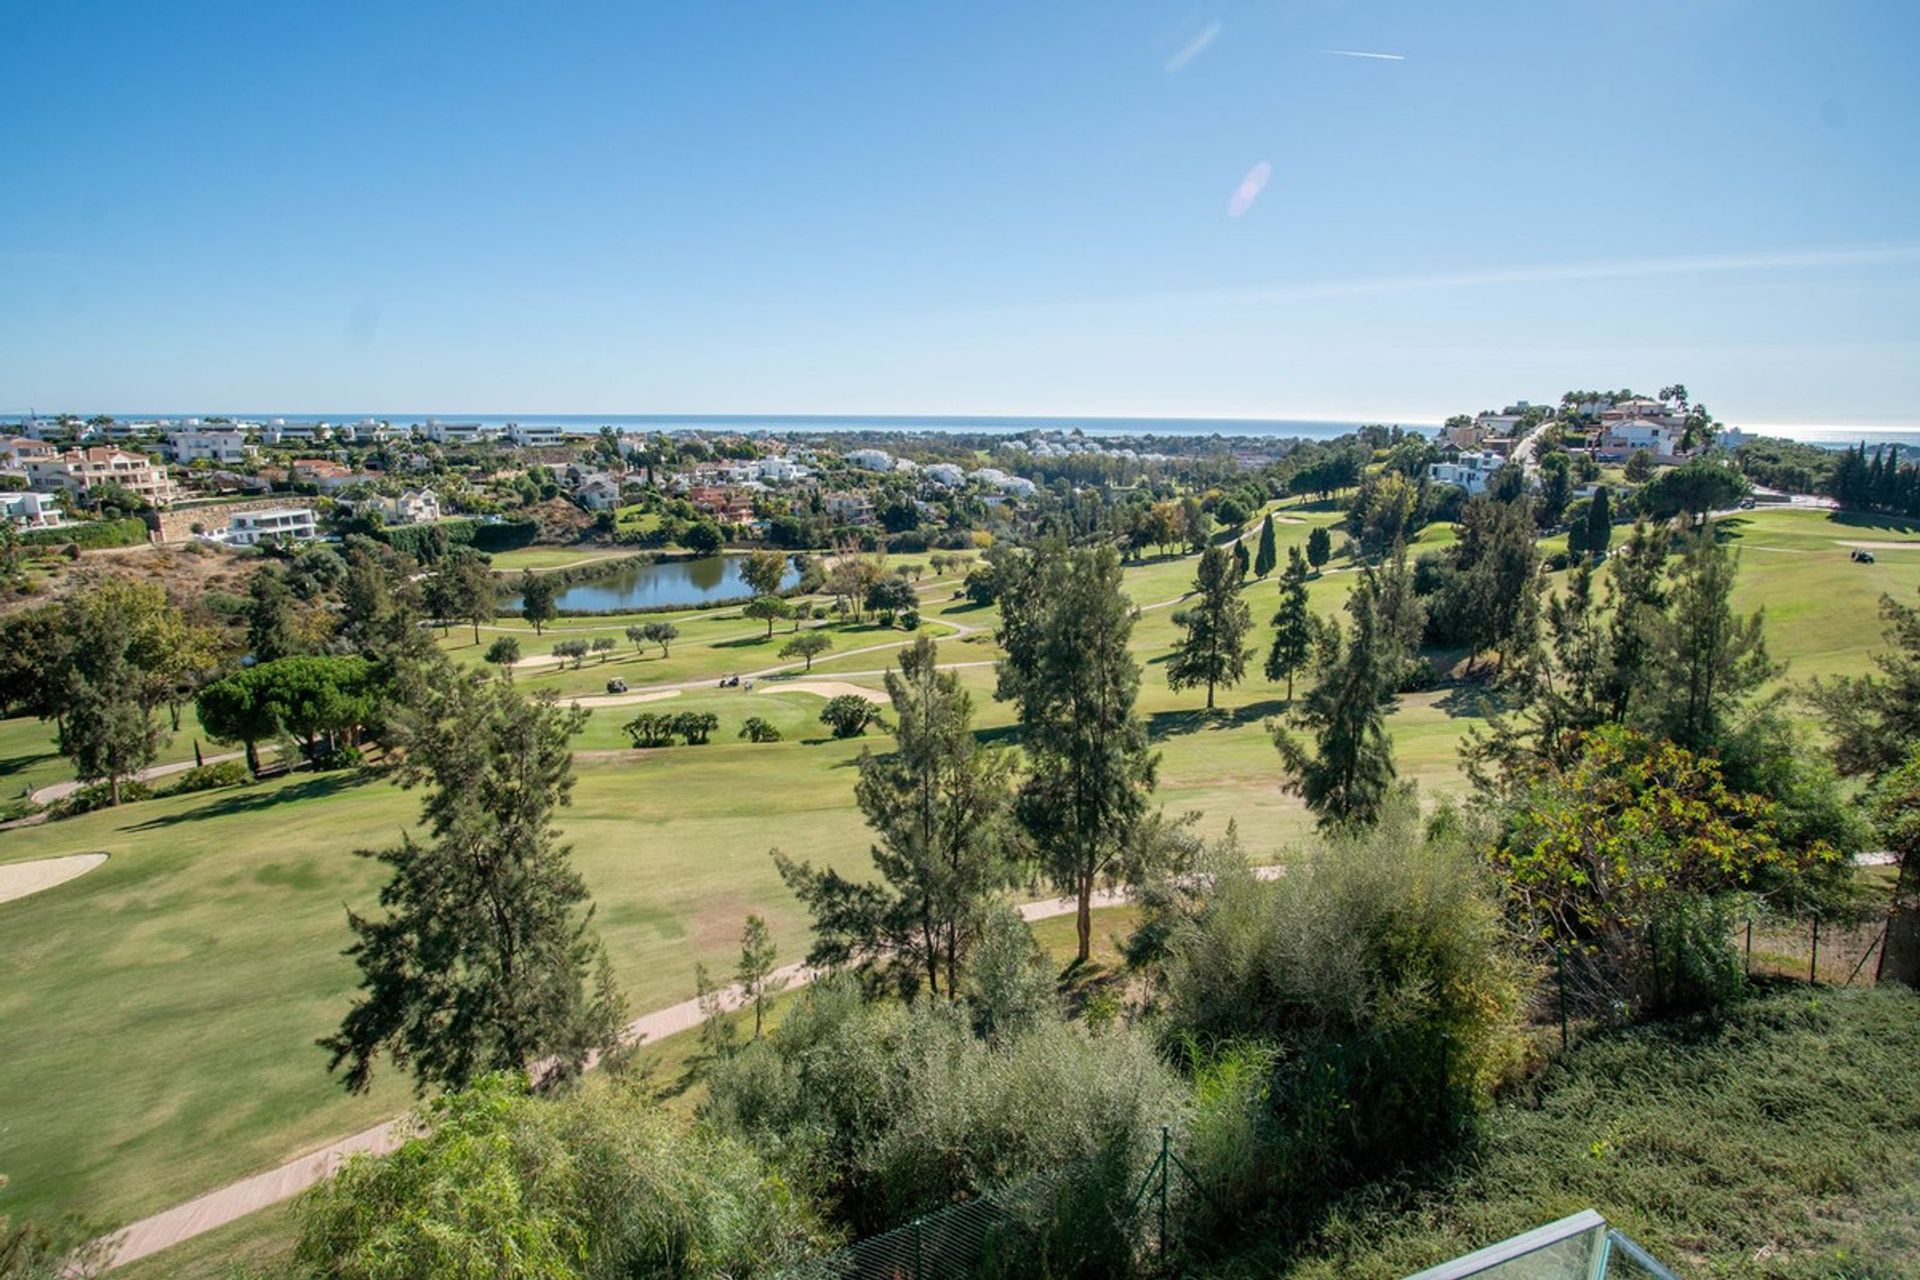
[506,555,799,613]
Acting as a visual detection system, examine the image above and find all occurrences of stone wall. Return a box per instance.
[148,497,308,545]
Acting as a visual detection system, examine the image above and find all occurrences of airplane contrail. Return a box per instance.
[1165,21,1221,73]
[1322,49,1405,61]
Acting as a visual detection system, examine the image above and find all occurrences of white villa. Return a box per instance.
[923,462,967,487]
[168,424,256,465]
[505,421,566,448]
[228,507,318,546]
[1598,419,1682,460]
[846,447,893,471]
[0,437,57,469]
[969,466,1038,498]
[0,491,62,530]
[262,419,333,445]
[1428,450,1507,496]
[423,419,499,445]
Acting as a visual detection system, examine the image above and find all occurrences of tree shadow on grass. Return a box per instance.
[713,635,777,649]
[126,771,377,831]
[1146,700,1290,742]
[1828,510,1920,535]
[0,750,58,781]
[1432,680,1507,721]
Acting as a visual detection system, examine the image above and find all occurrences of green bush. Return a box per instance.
[313,743,364,772]
[49,780,155,818]
[819,694,880,739]
[704,976,1184,1252]
[1157,798,1527,1200]
[623,712,676,748]
[168,761,251,794]
[738,716,783,743]
[673,711,720,745]
[21,516,148,550]
[294,1074,829,1279]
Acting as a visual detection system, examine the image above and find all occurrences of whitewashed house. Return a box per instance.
[228,507,318,546]
[1427,450,1507,496]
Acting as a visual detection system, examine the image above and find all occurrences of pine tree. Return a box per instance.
[1167,545,1253,710]
[1273,572,1397,829]
[518,569,558,636]
[1265,547,1313,700]
[1635,533,1777,753]
[776,634,1013,996]
[996,544,1159,964]
[734,914,785,1038]
[1254,513,1278,578]
[321,681,624,1094]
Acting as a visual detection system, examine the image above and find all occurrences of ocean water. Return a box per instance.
[120,412,1425,441]
[91,411,1920,449]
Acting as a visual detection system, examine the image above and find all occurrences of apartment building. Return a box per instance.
[168,425,256,464]
[25,446,176,507]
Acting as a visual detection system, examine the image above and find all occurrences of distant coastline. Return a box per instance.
[32,410,1920,449]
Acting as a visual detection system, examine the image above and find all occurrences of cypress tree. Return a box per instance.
[1586,485,1612,560]
[1254,513,1278,578]
[1266,547,1314,700]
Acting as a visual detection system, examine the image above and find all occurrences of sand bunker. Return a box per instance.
[758,681,888,704]
[0,853,108,905]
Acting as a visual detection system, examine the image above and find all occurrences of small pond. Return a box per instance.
[507,555,800,613]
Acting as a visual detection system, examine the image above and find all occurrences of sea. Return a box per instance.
[77,412,1920,449]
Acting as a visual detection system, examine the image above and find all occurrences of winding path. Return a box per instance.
[28,752,247,807]
[98,870,1278,1270]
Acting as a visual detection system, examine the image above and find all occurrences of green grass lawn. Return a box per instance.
[5,506,1917,1243]
[0,705,224,803]
[484,545,638,572]
[1222,985,1920,1280]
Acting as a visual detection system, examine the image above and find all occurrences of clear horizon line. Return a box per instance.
[15,408,1920,435]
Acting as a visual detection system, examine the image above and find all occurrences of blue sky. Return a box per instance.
[3,0,1918,427]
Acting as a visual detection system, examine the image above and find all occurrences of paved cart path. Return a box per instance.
[99,868,1280,1269]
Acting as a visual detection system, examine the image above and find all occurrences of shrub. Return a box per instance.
[294,1073,829,1279]
[623,712,676,748]
[50,780,155,818]
[739,716,783,743]
[673,711,720,745]
[168,761,251,794]
[704,977,1183,1250]
[22,516,149,550]
[313,744,364,772]
[1157,798,1527,1203]
[819,694,881,739]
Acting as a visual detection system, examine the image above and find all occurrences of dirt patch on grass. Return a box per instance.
[0,852,108,905]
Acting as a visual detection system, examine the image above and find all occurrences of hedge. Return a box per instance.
[22,517,150,550]
[377,517,538,560]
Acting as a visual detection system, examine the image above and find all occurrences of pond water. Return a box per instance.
[507,555,800,613]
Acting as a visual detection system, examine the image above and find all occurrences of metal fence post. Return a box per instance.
[1555,943,1569,1051]
[1158,1125,1170,1270]
[1809,915,1820,984]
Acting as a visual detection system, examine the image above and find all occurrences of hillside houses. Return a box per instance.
[169,424,255,464]
[25,446,176,507]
